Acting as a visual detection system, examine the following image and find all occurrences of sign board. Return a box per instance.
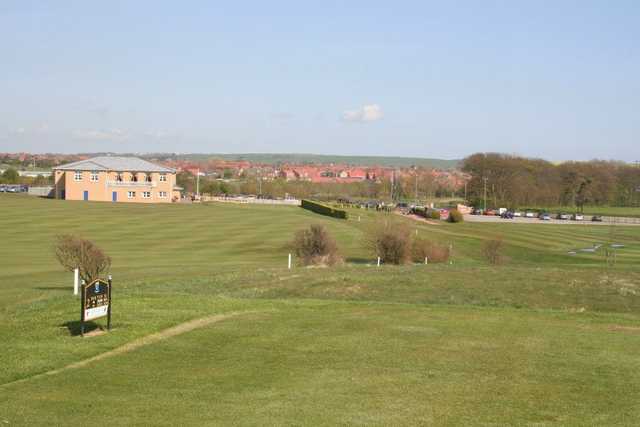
[80,277,112,336]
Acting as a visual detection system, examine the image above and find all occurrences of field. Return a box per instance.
[2,194,640,426]
[174,153,461,169]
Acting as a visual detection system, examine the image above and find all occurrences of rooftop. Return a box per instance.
[53,156,175,173]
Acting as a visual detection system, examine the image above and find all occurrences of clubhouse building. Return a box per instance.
[53,156,179,203]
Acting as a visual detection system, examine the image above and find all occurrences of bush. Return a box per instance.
[482,238,505,265]
[447,209,464,223]
[428,209,441,220]
[301,199,348,219]
[367,220,412,265]
[411,207,441,220]
[54,235,111,283]
[412,238,451,263]
[292,224,342,266]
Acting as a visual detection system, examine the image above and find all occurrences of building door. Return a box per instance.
[83,190,89,201]
[112,191,117,202]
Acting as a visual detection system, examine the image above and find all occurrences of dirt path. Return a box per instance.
[1,310,258,388]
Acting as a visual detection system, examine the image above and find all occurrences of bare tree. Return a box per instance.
[482,237,505,265]
[366,219,412,265]
[54,235,111,283]
[292,224,342,266]
[412,238,450,263]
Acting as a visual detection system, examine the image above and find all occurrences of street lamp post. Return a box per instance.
[414,169,418,205]
[483,177,488,211]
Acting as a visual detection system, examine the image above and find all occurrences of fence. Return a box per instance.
[205,196,301,206]
[602,216,640,225]
[27,186,54,197]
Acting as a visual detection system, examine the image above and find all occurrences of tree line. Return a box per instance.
[177,168,459,202]
[462,153,640,209]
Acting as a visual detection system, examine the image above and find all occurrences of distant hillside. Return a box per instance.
[173,153,461,169]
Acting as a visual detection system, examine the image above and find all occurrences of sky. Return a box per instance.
[0,1,638,161]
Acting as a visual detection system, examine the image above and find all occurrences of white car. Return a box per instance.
[572,214,584,221]
[513,211,523,217]
[525,212,536,218]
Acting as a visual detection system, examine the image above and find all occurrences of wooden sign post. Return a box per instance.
[80,275,112,337]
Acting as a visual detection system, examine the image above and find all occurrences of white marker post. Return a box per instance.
[424,257,428,265]
[377,257,381,267]
[288,253,292,270]
[73,268,79,295]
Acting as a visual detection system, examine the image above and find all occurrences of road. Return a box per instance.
[463,214,640,226]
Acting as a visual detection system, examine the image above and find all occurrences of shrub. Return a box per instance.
[482,238,505,265]
[412,238,451,263]
[428,209,441,220]
[301,199,348,219]
[367,220,412,265]
[292,224,342,266]
[447,209,464,223]
[54,235,111,283]
[411,207,426,217]
[411,207,441,220]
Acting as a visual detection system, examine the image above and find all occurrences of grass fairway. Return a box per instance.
[2,194,640,426]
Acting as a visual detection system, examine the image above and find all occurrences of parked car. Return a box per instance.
[557,213,571,220]
[572,213,584,221]
[513,211,523,217]
[591,215,603,222]
[525,211,536,218]
[539,212,551,220]
[500,211,514,219]
[472,208,483,215]
[484,209,497,216]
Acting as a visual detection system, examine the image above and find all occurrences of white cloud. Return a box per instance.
[342,104,384,123]
[143,130,170,139]
[72,128,127,141]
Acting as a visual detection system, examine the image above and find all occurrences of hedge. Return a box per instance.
[301,200,348,219]
[412,207,441,220]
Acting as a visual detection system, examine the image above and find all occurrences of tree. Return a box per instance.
[1,168,19,184]
[291,224,342,266]
[482,237,506,265]
[54,235,112,283]
[366,219,412,265]
[175,170,195,193]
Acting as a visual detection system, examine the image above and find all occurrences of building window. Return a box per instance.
[127,191,136,199]
[74,171,82,181]
[146,174,153,182]
[159,173,167,182]
[142,191,151,199]
[132,173,138,182]
[116,173,123,182]
[90,171,99,182]
[159,191,167,198]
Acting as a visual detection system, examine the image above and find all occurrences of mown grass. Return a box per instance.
[1,194,640,426]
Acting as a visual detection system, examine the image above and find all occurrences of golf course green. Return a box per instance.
[1,194,639,426]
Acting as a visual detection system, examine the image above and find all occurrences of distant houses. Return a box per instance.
[53,156,179,203]
[275,165,390,183]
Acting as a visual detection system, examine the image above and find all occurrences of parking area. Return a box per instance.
[0,184,28,193]
[464,214,640,226]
